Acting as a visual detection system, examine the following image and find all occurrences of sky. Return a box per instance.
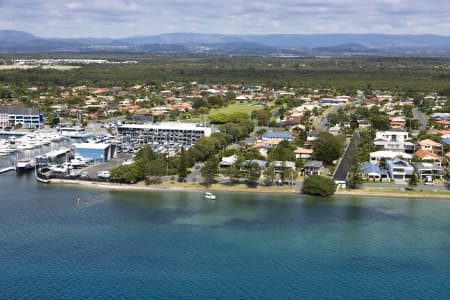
[1,0,450,38]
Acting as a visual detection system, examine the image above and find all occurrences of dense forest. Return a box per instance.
[2,55,450,93]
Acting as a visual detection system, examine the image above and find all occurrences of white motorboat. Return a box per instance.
[204,192,216,200]
[16,159,36,172]
[70,158,87,168]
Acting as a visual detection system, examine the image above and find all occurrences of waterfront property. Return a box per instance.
[412,162,443,180]
[360,162,389,181]
[0,106,44,129]
[385,157,414,180]
[303,160,323,176]
[117,123,212,147]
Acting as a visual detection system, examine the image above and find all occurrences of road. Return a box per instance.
[412,108,427,131]
[333,132,359,183]
[186,164,203,183]
[316,104,344,130]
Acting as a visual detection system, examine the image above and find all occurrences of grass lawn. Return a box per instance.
[178,102,264,123]
[209,102,264,116]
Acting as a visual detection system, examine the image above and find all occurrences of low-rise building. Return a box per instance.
[417,139,443,154]
[369,151,412,165]
[385,158,414,180]
[304,160,323,176]
[220,155,238,168]
[294,147,313,159]
[360,162,388,181]
[0,106,44,129]
[75,143,115,163]
[412,162,443,180]
[262,132,293,142]
[414,150,442,164]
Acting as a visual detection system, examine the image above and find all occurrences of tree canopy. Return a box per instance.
[302,175,337,197]
[312,132,344,164]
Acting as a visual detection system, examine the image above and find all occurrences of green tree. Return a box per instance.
[302,175,337,197]
[201,155,219,187]
[312,132,344,164]
[177,148,188,180]
[225,161,242,182]
[145,159,166,184]
[408,172,418,186]
[370,115,390,131]
[347,155,363,188]
[244,162,261,184]
[263,165,276,185]
[110,164,142,183]
[268,140,295,161]
[253,109,272,126]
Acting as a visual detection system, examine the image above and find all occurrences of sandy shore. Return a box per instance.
[46,178,450,200]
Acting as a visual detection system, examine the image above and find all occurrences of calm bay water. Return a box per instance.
[0,172,449,299]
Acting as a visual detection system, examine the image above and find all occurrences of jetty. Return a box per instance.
[0,167,15,174]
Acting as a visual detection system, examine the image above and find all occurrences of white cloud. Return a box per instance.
[0,0,450,37]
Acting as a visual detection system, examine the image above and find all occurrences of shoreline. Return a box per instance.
[46,178,450,200]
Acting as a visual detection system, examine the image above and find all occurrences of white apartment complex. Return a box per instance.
[117,123,212,146]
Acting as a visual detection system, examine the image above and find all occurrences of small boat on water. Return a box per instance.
[204,192,216,200]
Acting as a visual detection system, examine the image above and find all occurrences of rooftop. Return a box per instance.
[0,106,40,115]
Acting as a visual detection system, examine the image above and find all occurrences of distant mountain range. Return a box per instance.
[2,30,450,54]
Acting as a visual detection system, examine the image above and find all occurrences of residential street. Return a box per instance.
[412,107,427,131]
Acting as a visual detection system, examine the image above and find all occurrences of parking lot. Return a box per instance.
[78,152,132,179]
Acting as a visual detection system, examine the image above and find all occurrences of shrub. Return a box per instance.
[302,175,337,197]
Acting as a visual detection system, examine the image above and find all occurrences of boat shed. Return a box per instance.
[75,143,116,163]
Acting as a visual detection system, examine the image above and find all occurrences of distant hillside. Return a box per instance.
[2,30,450,54]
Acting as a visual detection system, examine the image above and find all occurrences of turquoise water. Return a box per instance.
[0,172,449,299]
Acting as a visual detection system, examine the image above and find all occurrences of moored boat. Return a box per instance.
[16,159,36,172]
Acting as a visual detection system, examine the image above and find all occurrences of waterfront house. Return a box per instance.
[385,158,414,180]
[412,162,443,180]
[270,161,296,174]
[360,162,389,181]
[303,160,323,176]
[220,155,238,168]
